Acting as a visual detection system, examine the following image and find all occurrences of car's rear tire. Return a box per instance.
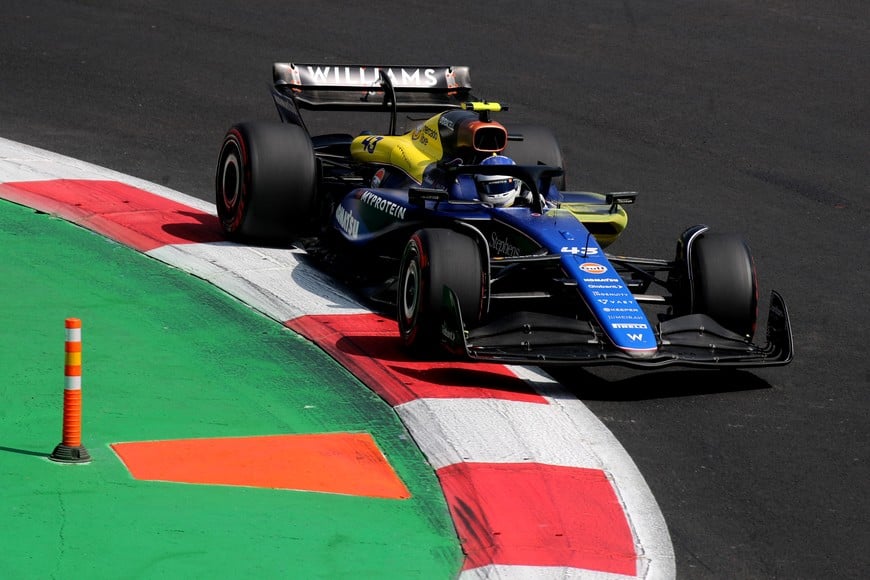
[398,228,486,357]
[215,121,317,243]
[503,124,566,190]
[690,232,759,338]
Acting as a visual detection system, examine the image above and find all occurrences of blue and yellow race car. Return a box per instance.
[214,62,793,368]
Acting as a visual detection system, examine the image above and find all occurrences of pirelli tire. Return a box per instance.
[398,228,486,357]
[690,232,759,338]
[503,124,566,190]
[215,121,317,243]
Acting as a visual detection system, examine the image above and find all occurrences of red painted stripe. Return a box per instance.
[0,179,222,251]
[286,313,546,406]
[440,462,637,575]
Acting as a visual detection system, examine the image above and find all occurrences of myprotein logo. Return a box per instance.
[361,190,407,220]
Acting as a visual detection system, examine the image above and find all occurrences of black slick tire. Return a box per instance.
[215,121,317,243]
[397,228,485,357]
[691,232,759,338]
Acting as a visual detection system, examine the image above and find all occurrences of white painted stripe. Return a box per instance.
[64,376,81,390]
[147,242,369,322]
[396,397,603,469]
[66,328,81,341]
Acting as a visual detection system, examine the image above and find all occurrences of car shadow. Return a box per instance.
[386,363,539,395]
[331,332,772,401]
[160,210,225,243]
[543,365,773,401]
[332,334,541,396]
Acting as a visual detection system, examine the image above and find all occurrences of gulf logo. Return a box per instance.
[580,262,608,275]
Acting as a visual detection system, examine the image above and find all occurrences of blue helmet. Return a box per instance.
[474,155,522,207]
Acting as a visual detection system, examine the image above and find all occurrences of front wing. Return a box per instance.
[441,290,793,369]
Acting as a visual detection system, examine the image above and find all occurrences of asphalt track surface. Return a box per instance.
[1,2,868,578]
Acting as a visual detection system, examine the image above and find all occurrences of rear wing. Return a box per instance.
[272,63,473,112]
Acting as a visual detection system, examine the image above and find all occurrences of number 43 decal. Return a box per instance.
[361,136,383,154]
[561,246,598,256]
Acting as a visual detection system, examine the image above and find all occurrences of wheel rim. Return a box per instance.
[401,256,420,327]
[219,144,242,212]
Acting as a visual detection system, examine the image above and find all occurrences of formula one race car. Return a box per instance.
[214,62,793,368]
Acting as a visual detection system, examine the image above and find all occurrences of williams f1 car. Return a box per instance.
[214,63,793,368]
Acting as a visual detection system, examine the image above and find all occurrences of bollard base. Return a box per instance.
[50,444,91,463]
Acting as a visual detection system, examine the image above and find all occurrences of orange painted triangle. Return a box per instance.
[111,433,410,499]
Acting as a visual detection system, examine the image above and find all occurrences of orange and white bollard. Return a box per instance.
[50,318,91,463]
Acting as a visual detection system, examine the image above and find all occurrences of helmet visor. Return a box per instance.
[480,176,516,196]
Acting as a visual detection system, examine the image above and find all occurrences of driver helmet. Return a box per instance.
[474,155,522,207]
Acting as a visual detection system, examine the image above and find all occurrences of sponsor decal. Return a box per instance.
[411,123,439,146]
[626,333,646,341]
[438,115,455,130]
[361,190,407,220]
[335,204,359,239]
[561,245,598,256]
[371,168,386,188]
[606,314,648,322]
[490,232,521,257]
[596,298,636,305]
[593,294,624,300]
[602,307,637,312]
[579,262,608,275]
[304,66,440,87]
[591,290,630,298]
[612,323,649,330]
[587,284,623,289]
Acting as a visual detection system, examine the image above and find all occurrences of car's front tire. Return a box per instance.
[215,121,317,243]
[690,232,759,338]
[398,228,486,357]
